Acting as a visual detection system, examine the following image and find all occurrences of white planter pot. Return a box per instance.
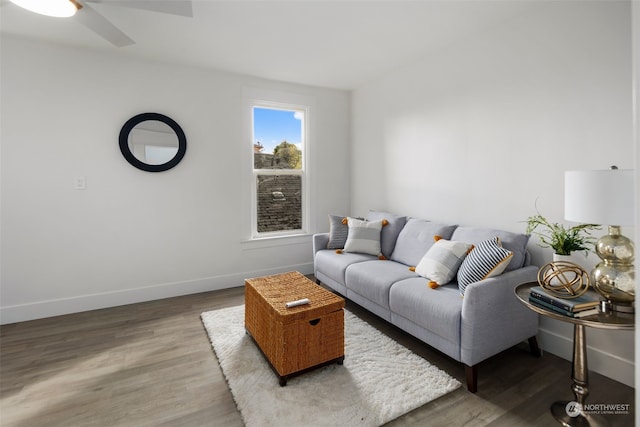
[553,252,588,269]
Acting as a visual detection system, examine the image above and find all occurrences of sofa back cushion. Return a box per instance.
[390,218,457,267]
[450,226,530,271]
[366,210,407,258]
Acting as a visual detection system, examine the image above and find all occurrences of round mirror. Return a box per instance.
[119,112,187,172]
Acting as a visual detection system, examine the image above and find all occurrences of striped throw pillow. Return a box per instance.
[457,237,513,295]
[343,217,383,256]
[327,215,349,249]
[415,238,474,287]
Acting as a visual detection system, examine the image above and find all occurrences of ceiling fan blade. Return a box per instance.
[75,2,135,47]
[86,0,192,17]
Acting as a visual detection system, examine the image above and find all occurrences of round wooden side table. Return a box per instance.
[515,282,634,427]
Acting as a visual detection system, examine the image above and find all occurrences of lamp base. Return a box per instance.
[591,226,635,309]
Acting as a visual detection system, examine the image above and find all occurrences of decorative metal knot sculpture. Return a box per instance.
[537,261,590,298]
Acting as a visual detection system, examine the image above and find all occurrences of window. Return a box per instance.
[251,103,307,237]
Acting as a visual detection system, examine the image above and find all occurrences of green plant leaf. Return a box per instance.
[524,208,600,255]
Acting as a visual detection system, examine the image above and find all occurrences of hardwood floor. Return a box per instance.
[1,283,634,427]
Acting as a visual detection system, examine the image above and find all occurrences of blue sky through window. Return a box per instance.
[253,107,303,154]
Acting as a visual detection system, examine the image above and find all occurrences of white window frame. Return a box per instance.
[242,88,314,242]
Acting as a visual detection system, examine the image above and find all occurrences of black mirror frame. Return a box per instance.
[119,112,187,172]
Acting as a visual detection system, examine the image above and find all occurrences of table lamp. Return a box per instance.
[565,167,635,313]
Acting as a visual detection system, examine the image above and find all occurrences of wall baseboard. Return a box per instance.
[0,263,314,325]
[537,327,635,388]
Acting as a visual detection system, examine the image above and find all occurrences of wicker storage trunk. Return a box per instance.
[245,271,345,385]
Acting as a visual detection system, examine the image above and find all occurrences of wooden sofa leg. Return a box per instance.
[465,364,478,393]
[315,279,321,285]
[528,336,542,357]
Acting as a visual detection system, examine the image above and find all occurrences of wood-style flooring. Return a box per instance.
[1,282,635,426]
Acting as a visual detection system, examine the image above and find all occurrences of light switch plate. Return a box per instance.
[73,176,87,190]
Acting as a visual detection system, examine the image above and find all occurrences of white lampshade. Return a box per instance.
[564,169,635,226]
[10,0,78,17]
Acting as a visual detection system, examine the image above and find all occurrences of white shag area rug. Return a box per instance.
[201,305,460,427]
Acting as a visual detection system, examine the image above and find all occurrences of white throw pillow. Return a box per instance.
[343,217,383,256]
[415,238,474,286]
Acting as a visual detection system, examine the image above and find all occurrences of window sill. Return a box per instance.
[241,233,313,250]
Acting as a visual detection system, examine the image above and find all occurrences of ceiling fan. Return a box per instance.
[8,0,193,47]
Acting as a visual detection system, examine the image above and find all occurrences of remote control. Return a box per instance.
[286,298,310,308]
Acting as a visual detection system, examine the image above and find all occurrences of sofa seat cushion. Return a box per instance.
[315,249,377,286]
[390,219,457,267]
[389,277,463,344]
[451,226,530,272]
[345,260,417,309]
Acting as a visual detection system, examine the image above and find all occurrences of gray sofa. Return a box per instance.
[313,211,540,392]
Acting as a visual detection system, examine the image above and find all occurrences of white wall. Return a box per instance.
[351,1,635,386]
[0,36,351,324]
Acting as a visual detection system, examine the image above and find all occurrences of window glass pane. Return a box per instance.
[253,107,303,170]
[256,175,302,232]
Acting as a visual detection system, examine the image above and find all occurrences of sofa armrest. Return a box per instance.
[313,233,330,254]
[460,265,539,366]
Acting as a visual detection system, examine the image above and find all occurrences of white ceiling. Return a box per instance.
[0,0,539,90]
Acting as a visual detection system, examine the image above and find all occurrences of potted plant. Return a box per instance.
[525,211,600,258]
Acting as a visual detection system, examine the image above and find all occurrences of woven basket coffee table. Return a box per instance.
[244,271,345,386]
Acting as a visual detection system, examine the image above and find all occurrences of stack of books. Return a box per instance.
[529,286,601,318]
